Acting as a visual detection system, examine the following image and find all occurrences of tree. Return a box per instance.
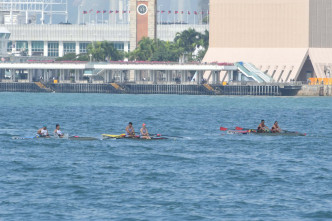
[195,30,209,62]
[87,41,124,62]
[128,38,183,62]
[174,28,202,56]
[101,41,124,61]
[129,37,156,61]
[87,42,105,61]
[151,40,183,62]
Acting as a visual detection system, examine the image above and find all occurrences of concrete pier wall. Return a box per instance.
[2,83,332,96]
[297,85,332,96]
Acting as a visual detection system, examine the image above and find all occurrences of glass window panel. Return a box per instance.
[79,42,90,53]
[48,42,59,57]
[64,42,76,54]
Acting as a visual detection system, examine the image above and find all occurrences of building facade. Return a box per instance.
[0,27,10,56]
[204,0,332,82]
[0,0,208,58]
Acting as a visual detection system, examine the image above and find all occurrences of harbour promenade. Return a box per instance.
[0,61,330,96]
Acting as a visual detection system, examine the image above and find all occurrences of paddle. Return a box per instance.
[220,127,228,131]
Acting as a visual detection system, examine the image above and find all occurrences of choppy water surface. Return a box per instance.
[0,93,331,220]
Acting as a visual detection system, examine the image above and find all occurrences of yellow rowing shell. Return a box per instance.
[102,134,126,139]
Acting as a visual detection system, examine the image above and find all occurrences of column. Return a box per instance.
[11,69,15,82]
[59,41,64,57]
[229,70,234,83]
[44,41,48,57]
[75,42,80,55]
[110,70,114,82]
[167,71,172,83]
[149,70,154,83]
[28,41,32,56]
[212,71,216,84]
[124,42,129,53]
[197,71,202,84]
[181,71,186,84]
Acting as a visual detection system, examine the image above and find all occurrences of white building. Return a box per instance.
[0,0,208,58]
[0,27,10,56]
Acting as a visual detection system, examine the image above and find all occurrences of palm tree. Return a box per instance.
[174,28,202,60]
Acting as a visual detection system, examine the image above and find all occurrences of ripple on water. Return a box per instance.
[0,94,332,220]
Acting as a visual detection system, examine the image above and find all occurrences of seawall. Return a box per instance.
[297,85,332,96]
[1,82,332,96]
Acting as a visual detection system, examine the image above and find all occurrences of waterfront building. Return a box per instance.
[0,0,208,57]
[204,0,332,83]
[0,27,10,56]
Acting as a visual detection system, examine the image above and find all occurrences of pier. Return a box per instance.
[0,61,309,96]
[0,61,236,85]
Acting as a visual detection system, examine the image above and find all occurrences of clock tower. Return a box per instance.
[130,0,157,51]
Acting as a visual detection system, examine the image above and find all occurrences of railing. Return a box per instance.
[308,78,332,85]
[235,62,264,83]
[243,63,273,83]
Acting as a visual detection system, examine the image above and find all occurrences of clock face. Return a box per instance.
[137,4,148,15]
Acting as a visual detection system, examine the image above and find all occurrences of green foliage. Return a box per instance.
[128,29,209,62]
[56,30,209,63]
[56,41,124,62]
[87,41,124,62]
[129,37,156,61]
[55,53,89,61]
[151,40,183,62]
[174,28,202,55]
[129,38,183,62]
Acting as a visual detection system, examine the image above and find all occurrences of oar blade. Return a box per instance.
[220,127,228,131]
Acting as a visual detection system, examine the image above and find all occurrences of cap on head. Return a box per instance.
[142,123,146,127]
[43,125,47,128]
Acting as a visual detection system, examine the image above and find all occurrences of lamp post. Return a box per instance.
[89,54,92,62]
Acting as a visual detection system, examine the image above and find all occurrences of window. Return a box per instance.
[7,41,12,52]
[32,41,44,56]
[64,42,76,54]
[16,41,28,51]
[113,42,124,51]
[79,42,90,53]
[48,42,59,57]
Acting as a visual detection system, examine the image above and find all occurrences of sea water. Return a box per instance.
[0,93,331,220]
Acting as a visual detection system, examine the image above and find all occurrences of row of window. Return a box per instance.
[7,41,126,56]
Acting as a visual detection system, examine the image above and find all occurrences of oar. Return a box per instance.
[220,127,229,131]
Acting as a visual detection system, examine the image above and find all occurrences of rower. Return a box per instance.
[54,124,64,138]
[37,125,50,137]
[271,121,281,133]
[140,123,151,140]
[257,120,270,133]
[126,122,136,138]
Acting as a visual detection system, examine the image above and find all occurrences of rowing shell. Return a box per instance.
[68,136,99,141]
[12,136,98,140]
[102,134,168,140]
[226,130,306,136]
